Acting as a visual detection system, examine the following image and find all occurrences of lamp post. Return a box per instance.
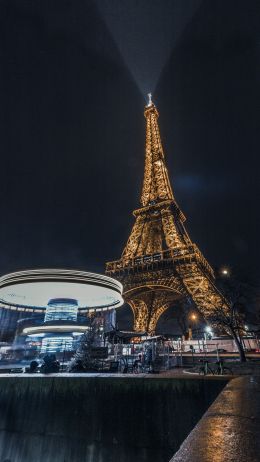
[189,313,198,340]
[203,326,213,357]
[205,326,213,338]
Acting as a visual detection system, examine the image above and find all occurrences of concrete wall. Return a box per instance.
[0,375,226,462]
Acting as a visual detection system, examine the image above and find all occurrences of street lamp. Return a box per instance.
[205,326,213,340]
[220,267,230,277]
[190,313,197,321]
[188,313,197,340]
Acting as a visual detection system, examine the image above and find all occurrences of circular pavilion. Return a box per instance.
[0,269,123,354]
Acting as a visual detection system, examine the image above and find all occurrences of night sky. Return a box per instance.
[0,1,259,292]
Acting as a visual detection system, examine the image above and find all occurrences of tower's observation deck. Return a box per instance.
[106,97,227,333]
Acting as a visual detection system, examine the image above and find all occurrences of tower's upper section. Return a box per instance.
[106,97,215,280]
[141,95,174,207]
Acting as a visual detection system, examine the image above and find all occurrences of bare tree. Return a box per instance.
[209,276,249,362]
[244,285,260,331]
[209,298,246,362]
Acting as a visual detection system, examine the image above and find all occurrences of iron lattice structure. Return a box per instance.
[106,98,226,334]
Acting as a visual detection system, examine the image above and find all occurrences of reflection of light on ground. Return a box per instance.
[201,387,244,462]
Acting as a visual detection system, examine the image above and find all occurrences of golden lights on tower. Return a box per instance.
[106,97,228,333]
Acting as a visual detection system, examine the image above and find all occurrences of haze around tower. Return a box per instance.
[96,0,203,96]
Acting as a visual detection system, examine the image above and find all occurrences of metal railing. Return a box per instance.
[106,244,214,277]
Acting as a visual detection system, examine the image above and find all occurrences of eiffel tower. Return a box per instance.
[106,95,226,334]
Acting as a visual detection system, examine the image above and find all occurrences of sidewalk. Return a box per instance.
[170,376,260,462]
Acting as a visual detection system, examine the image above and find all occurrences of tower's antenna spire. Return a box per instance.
[147,92,152,106]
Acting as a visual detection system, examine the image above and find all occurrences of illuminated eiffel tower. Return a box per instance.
[106,95,226,334]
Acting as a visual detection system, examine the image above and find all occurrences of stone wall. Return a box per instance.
[0,375,226,462]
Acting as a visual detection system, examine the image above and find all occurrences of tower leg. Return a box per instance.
[147,302,171,335]
[128,296,171,335]
[128,299,149,332]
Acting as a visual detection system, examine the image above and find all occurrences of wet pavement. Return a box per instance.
[170,376,260,462]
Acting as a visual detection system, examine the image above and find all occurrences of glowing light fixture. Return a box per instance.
[147,92,152,106]
[221,267,230,276]
[23,325,88,335]
[45,298,78,323]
